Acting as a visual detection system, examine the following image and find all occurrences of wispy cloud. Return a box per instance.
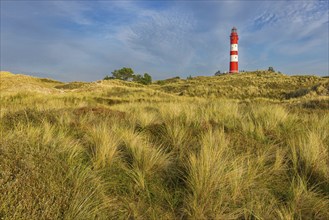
[51,1,94,25]
[1,0,328,81]
[120,10,195,62]
[252,12,278,31]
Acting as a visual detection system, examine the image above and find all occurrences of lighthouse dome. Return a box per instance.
[232,27,237,33]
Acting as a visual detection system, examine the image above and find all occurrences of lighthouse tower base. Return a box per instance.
[229,62,238,73]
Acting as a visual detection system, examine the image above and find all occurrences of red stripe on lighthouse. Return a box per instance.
[229,27,239,73]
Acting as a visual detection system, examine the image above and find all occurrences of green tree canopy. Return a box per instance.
[104,67,135,81]
[103,75,114,80]
[268,67,275,72]
[111,67,135,81]
[133,73,152,85]
[142,73,152,85]
[104,68,152,85]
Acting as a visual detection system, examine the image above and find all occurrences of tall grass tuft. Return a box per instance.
[84,122,121,169]
[184,128,236,219]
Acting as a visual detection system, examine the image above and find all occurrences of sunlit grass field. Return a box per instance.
[1,71,329,219]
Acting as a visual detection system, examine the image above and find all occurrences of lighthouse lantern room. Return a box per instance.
[229,27,239,73]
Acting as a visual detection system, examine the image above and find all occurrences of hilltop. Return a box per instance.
[1,70,328,101]
[152,71,329,100]
[0,71,63,94]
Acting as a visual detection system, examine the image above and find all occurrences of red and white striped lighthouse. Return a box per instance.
[229,27,239,73]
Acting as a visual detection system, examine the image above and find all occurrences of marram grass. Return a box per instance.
[1,71,329,219]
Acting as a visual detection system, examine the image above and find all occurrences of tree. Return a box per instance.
[142,73,152,85]
[214,70,221,76]
[111,67,134,81]
[268,67,275,72]
[133,73,152,85]
[104,67,152,84]
[133,74,143,82]
[103,75,114,80]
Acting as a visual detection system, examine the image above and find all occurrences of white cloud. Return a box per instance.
[51,1,94,25]
[1,0,328,81]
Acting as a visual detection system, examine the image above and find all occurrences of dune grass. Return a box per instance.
[1,71,329,219]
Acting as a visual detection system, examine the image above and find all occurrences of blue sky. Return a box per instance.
[1,0,328,81]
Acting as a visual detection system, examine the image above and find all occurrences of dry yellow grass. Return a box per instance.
[1,71,328,219]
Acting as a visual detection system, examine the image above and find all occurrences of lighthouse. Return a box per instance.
[229,27,239,73]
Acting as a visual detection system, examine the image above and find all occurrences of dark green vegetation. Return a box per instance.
[104,67,152,85]
[1,71,328,219]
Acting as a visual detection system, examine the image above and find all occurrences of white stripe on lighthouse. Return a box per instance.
[230,55,238,62]
[230,44,238,51]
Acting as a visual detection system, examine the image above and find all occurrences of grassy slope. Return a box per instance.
[1,70,328,99]
[0,71,63,94]
[1,71,329,219]
[152,71,328,99]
